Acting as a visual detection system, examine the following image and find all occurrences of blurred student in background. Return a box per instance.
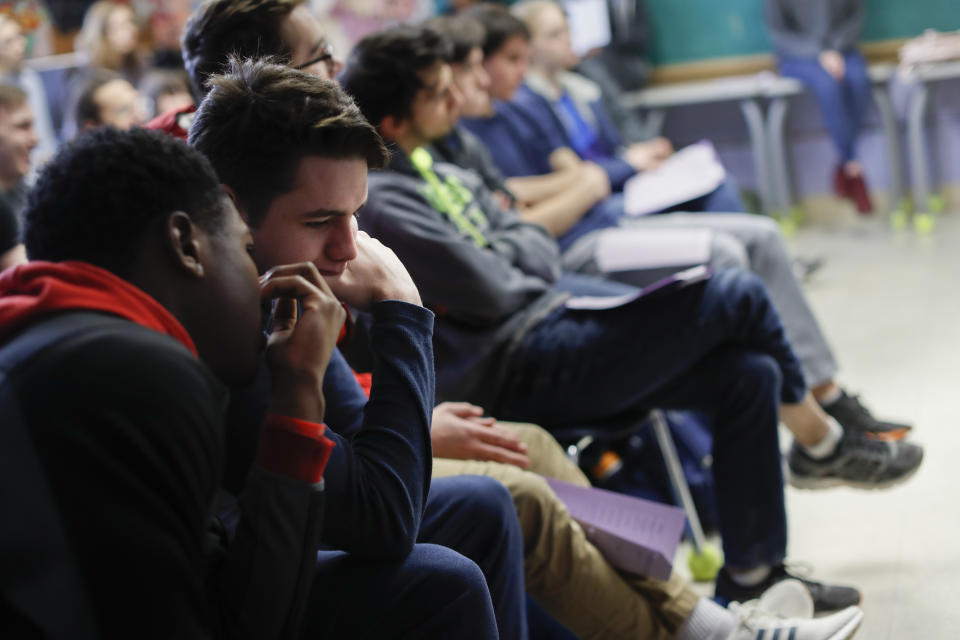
[765,0,873,214]
[75,0,147,84]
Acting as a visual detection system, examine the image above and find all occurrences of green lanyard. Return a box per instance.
[410,147,489,248]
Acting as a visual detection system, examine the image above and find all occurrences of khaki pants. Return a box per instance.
[433,423,698,640]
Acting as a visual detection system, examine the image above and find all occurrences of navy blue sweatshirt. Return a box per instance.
[226,300,435,558]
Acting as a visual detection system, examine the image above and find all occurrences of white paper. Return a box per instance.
[623,141,726,217]
[564,265,711,310]
[594,226,712,273]
[565,0,612,57]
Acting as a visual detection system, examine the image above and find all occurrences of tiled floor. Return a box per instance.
[678,211,960,637]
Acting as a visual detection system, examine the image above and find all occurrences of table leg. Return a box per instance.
[906,83,932,215]
[871,85,905,216]
[740,98,775,215]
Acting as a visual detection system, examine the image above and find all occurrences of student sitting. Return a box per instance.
[0,127,336,638]
[180,5,526,635]
[0,83,37,268]
[463,3,744,225]
[0,13,58,165]
[196,54,868,640]
[68,69,147,134]
[455,7,914,443]
[340,24,923,611]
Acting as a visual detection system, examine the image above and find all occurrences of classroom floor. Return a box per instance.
[675,208,960,637]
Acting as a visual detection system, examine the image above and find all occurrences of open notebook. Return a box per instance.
[546,478,685,581]
[623,141,726,217]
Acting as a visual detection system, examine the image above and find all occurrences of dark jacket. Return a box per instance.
[2,311,324,639]
[225,301,437,558]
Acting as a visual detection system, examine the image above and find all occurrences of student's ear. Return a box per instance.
[166,210,207,278]
[379,115,406,142]
[220,183,249,223]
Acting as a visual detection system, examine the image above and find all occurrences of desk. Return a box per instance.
[623,75,776,213]
[903,59,960,219]
[765,64,904,220]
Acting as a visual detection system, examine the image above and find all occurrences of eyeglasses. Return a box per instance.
[294,44,336,77]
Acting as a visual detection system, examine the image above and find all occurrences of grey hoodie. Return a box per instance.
[765,0,864,58]
[359,145,568,406]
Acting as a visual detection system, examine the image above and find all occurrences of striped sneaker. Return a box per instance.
[728,596,862,640]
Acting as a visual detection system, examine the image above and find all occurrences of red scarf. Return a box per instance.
[0,261,197,355]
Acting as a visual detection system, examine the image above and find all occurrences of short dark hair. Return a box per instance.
[467,3,530,57]
[340,25,452,131]
[73,69,123,127]
[0,83,27,112]
[25,127,226,275]
[423,15,485,65]
[181,0,304,96]
[139,69,194,114]
[189,58,388,227]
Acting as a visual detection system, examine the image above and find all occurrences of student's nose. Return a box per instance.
[326,215,359,262]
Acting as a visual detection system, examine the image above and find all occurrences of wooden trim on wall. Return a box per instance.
[648,38,908,85]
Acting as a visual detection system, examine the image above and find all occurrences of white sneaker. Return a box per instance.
[727,597,862,640]
[751,579,814,619]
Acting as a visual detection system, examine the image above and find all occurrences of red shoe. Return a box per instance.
[833,165,849,198]
[846,173,874,214]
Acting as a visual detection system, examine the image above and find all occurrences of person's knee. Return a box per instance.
[710,232,749,271]
[410,544,490,598]
[508,472,562,530]
[713,266,768,303]
[737,351,783,392]
[451,475,520,538]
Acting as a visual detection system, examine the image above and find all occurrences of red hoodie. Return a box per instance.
[145,104,196,141]
[0,261,334,483]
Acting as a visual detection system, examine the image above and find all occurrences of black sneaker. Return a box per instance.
[715,564,861,614]
[788,429,923,490]
[822,390,912,441]
[792,255,825,282]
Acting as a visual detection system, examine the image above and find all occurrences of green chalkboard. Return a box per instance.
[645,0,960,65]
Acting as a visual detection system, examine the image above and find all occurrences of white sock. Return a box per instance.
[676,597,738,640]
[801,417,844,459]
[817,386,844,407]
[726,564,771,587]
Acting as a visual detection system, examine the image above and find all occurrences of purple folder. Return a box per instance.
[546,478,686,581]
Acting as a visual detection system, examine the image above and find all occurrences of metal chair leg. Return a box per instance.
[649,409,707,553]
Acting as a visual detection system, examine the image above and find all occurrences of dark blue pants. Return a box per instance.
[302,544,496,639]
[778,50,871,163]
[300,475,527,639]
[491,269,806,569]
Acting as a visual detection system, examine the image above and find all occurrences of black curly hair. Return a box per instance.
[24,127,226,274]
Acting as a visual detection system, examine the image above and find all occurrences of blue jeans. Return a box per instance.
[417,475,528,640]
[778,50,871,163]
[303,543,497,639]
[490,269,806,568]
[292,475,527,639]
[258,476,528,640]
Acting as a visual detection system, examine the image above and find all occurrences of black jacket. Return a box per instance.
[2,311,324,639]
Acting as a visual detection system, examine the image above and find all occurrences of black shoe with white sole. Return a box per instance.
[788,430,923,490]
